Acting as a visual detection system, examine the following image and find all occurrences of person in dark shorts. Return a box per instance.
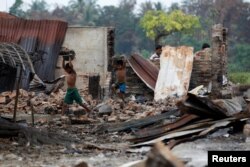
[62,57,90,115]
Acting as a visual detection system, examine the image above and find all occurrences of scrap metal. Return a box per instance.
[0,15,68,91]
[154,46,194,101]
[180,93,230,118]
[128,93,250,148]
[127,54,159,90]
[130,114,200,143]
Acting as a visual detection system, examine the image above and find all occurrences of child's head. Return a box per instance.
[202,43,210,50]
[116,60,124,69]
[155,45,162,56]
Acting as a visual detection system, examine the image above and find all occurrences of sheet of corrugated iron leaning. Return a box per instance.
[0,16,68,91]
[154,46,194,101]
[127,54,159,90]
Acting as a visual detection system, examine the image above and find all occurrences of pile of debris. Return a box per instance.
[94,89,250,149]
[0,86,178,125]
[0,89,65,114]
[94,97,177,124]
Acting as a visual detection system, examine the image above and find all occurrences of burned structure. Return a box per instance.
[190,24,228,98]
[211,24,228,98]
[189,47,212,90]
[56,26,115,99]
[0,12,68,92]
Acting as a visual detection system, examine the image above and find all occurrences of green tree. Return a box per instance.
[229,44,250,72]
[96,0,137,54]
[9,0,26,18]
[140,10,200,45]
[68,0,99,25]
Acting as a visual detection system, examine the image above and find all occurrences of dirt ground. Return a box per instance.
[0,113,143,167]
[0,113,249,167]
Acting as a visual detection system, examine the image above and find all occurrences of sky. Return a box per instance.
[0,0,183,12]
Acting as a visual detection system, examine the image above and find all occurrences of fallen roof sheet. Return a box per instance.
[131,115,249,147]
[130,114,200,143]
[127,54,159,90]
[0,17,68,91]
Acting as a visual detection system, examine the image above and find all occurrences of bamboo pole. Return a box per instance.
[13,66,22,123]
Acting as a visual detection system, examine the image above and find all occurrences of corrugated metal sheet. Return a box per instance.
[0,17,68,91]
[127,54,159,90]
[154,46,194,101]
[0,12,17,19]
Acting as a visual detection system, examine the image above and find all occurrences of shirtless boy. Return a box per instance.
[112,59,126,101]
[62,58,90,115]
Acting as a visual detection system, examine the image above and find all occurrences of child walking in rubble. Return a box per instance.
[112,59,126,101]
[62,57,91,115]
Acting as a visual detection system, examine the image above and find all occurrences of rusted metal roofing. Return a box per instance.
[0,12,17,19]
[154,46,194,101]
[0,17,68,91]
[127,54,159,90]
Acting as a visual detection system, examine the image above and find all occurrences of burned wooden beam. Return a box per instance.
[13,66,22,122]
[88,74,100,99]
[95,109,179,133]
[145,142,185,167]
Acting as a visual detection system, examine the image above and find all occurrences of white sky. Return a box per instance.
[0,0,183,12]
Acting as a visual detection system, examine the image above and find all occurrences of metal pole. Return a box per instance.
[13,66,22,122]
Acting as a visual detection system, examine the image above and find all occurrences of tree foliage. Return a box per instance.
[140,10,200,45]
[9,0,26,18]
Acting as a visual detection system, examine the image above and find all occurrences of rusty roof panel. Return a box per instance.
[0,18,68,84]
[154,46,194,101]
[0,12,17,19]
[127,54,159,90]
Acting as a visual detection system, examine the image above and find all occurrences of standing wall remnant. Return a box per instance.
[190,48,212,90]
[211,24,228,98]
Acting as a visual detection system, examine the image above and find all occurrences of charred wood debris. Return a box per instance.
[0,23,250,166]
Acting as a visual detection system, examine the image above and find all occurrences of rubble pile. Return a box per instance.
[0,89,65,114]
[94,97,178,123]
[0,86,178,125]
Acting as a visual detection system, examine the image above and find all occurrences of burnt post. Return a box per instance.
[13,66,22,122]
[88,74,100,99]
[211,24,228,99]
[107,27,115,72]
